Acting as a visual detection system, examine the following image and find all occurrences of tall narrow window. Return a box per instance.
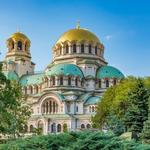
[12,41,14,49]
[73,44,76,53]
[81,44,84,53]
[68,77,71,85]
[52,77,55,85]
[113,79,117,85]
[99,79,101,88]
[60,76,63,85]
[95,46,97,55]
[81,124,85,129]
[25,43,27,51]
[17,41,22,50]
[57,124,61,132]
[89,44,92,53]
[35,86,38,93]
[106,79,109,88]
[66,44,69,53]
[75,78,78,86]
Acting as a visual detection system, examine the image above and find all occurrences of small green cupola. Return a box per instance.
[97,66,124,79]
[46,63,84,78]
[3,71,19,81]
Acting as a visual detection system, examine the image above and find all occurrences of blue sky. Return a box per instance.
[0,0,149,77]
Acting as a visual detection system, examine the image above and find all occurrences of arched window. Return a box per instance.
[86,124,91,129]
[81,44,84,53]
[60,76,63,85]
[99,79,101,88]
[25,43,27,51]
[52,76,55,85]
[75,78,78,86]
[51,123,56,133]
[24,87,27,95]
[63,123,68,132]
[66,44,69,53]
[17,41,22,50]
[89,44,92,53]
[42,99,59,114]
[113,79,117,85]
[29,86,33,94]
[106,79,109,88]
[30,125,34,133]
[38,121,43,134]
[92,106,95,112]
[89,106,91,112]
[60,46,62,55]
[73,44,76,53]
[68,76,71,86]
[24,125,28,133]
[76,106,78,112]
[95,46,97,55]
[45,77,49,87]
[12,41,14,49]
[81,124,85,129]
[57,124,61,132]
[35,86,38,94]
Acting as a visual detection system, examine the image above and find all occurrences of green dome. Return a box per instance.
[97,66,124,79]
[3,71,19,81]
[20,73,44,86]
[46,63,84,78]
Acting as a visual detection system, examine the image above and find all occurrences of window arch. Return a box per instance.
[51,123,56,133]
[24,124,28,133]
[75,78,78,86]
[29,86,33,94]
[30,125,34,133]
[68,76,71,86]
[35,85,38,94]
[73,44,76,53]
[24,86,27,95]
[81,124,85,129]
[81,44,84,53]
[17,41,22,50]
[52,76,55,86]
[86,124,91,129]
[57,124,61,132]
[66,44,69,53]
[63,123,68,132]
[25,42,27,51]
[95,46,97,55]
[106,79,109,88]
[113,79,117,85]
[12,41,14,49]
[99,79,101,88]
[60,76,63,85]
[38,121,43,134]
[42,99,59,114]
[89,44,92,53]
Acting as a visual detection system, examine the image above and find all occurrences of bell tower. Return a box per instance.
[5,32,35,77]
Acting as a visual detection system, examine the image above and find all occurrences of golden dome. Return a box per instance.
[56,27,100,44]
[8,32,30,42]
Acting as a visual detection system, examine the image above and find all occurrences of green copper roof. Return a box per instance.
[19,73,44,86]
[84,96,101,105]
[97,66,124,79]
[3,71,19,81]
[46,63,84,78]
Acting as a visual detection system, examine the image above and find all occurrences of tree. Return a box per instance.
[0,63,31,139]
[141,97,150,143]
[124,79,150,139]
[92,76,138,129]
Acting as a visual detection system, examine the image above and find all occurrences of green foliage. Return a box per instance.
[0,62,31,139]
[141,97,150,143]
[124,79,149,134]
[92,77,150,138]
[0,131,150,150]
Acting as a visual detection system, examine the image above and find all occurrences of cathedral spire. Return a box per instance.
[76,21,80,29]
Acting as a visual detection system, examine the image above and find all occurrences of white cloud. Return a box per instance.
[105,35,112,41]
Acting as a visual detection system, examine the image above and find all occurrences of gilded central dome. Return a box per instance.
[56,28,100,44]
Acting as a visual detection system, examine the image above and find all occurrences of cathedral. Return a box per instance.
[1,25,124,134]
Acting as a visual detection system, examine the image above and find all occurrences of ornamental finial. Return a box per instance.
[76,21,80,29]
